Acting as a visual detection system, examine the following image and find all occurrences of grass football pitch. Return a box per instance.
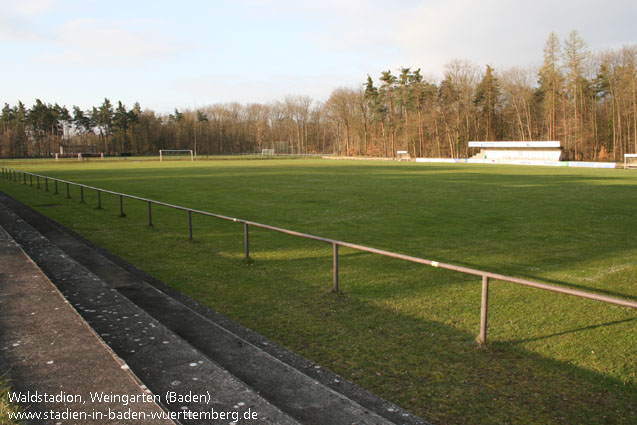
[1,158,636,424]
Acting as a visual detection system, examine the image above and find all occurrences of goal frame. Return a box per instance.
[159,150,194,162]
[624,154,637,169]
[396,150,411,161]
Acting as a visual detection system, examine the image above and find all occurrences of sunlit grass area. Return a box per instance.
[0,375,21,425]
[1,158,635,425]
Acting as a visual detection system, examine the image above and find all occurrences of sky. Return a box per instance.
[1,0,635,113]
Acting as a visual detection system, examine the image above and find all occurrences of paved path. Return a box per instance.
[0,201,301,425]
[0,226,175,425]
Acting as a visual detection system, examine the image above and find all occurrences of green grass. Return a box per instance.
[0,375,21,425]
[1,158,636,424]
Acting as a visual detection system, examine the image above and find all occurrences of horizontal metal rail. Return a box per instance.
[3,167,636,345]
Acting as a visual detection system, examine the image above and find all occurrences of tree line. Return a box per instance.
[1,31,636,161]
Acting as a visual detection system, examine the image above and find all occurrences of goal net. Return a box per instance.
[624,154,637,169]
[159,150,194,162]
[396,150,411,161]
[261,149,275,156]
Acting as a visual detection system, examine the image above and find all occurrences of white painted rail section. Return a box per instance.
[468,141,561,148]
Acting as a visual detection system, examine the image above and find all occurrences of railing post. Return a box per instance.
[54,180,58,194]
[479,275,489,345]
[80,186,84,203]
[188,211,193,240]
[36,176,40,189]
[119,195,125,217]
[66,182,70,198]
[97,190,102,209]
[29,174,33,186]
[148,201,153,226]
[333,242,339,292]
[45,178,48,192]
[244,222,249,259]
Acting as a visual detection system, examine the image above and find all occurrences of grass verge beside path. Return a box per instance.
[1,158,635,425]
[0,375,21,425]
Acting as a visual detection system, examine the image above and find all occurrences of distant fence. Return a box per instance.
[2,167,636,345]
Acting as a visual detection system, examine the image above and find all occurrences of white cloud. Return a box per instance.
[175,72,360,105]
[12,0,57,16]
[3,0,635,111]
[36,18,184,66]
[235,0,636,78]
[0,0,56,41]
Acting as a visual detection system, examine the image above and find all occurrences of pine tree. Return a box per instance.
[538,32,563,142]
[379,70,397,156]
[563,30,589,158]
[475,65,500,141]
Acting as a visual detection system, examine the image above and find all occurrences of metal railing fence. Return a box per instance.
[2,167,636,344]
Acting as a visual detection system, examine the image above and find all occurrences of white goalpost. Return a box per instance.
[624,154,637,169]
[261,148,275,156]
[396,150,411,161]
[159,150,194,162]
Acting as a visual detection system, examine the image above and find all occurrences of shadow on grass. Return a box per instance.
[3,164,636,424]
[230,262,637,424]
[505,317,637,345]
[2,178,636,425]
[176,249,637,425]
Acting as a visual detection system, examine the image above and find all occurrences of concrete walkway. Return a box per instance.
[0,227,175,425]
[0,202,300,425]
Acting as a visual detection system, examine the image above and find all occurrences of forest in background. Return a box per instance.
[1,31,636,161]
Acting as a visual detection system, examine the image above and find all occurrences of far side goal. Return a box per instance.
[624,154,637,169]
[159,150,194,162]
